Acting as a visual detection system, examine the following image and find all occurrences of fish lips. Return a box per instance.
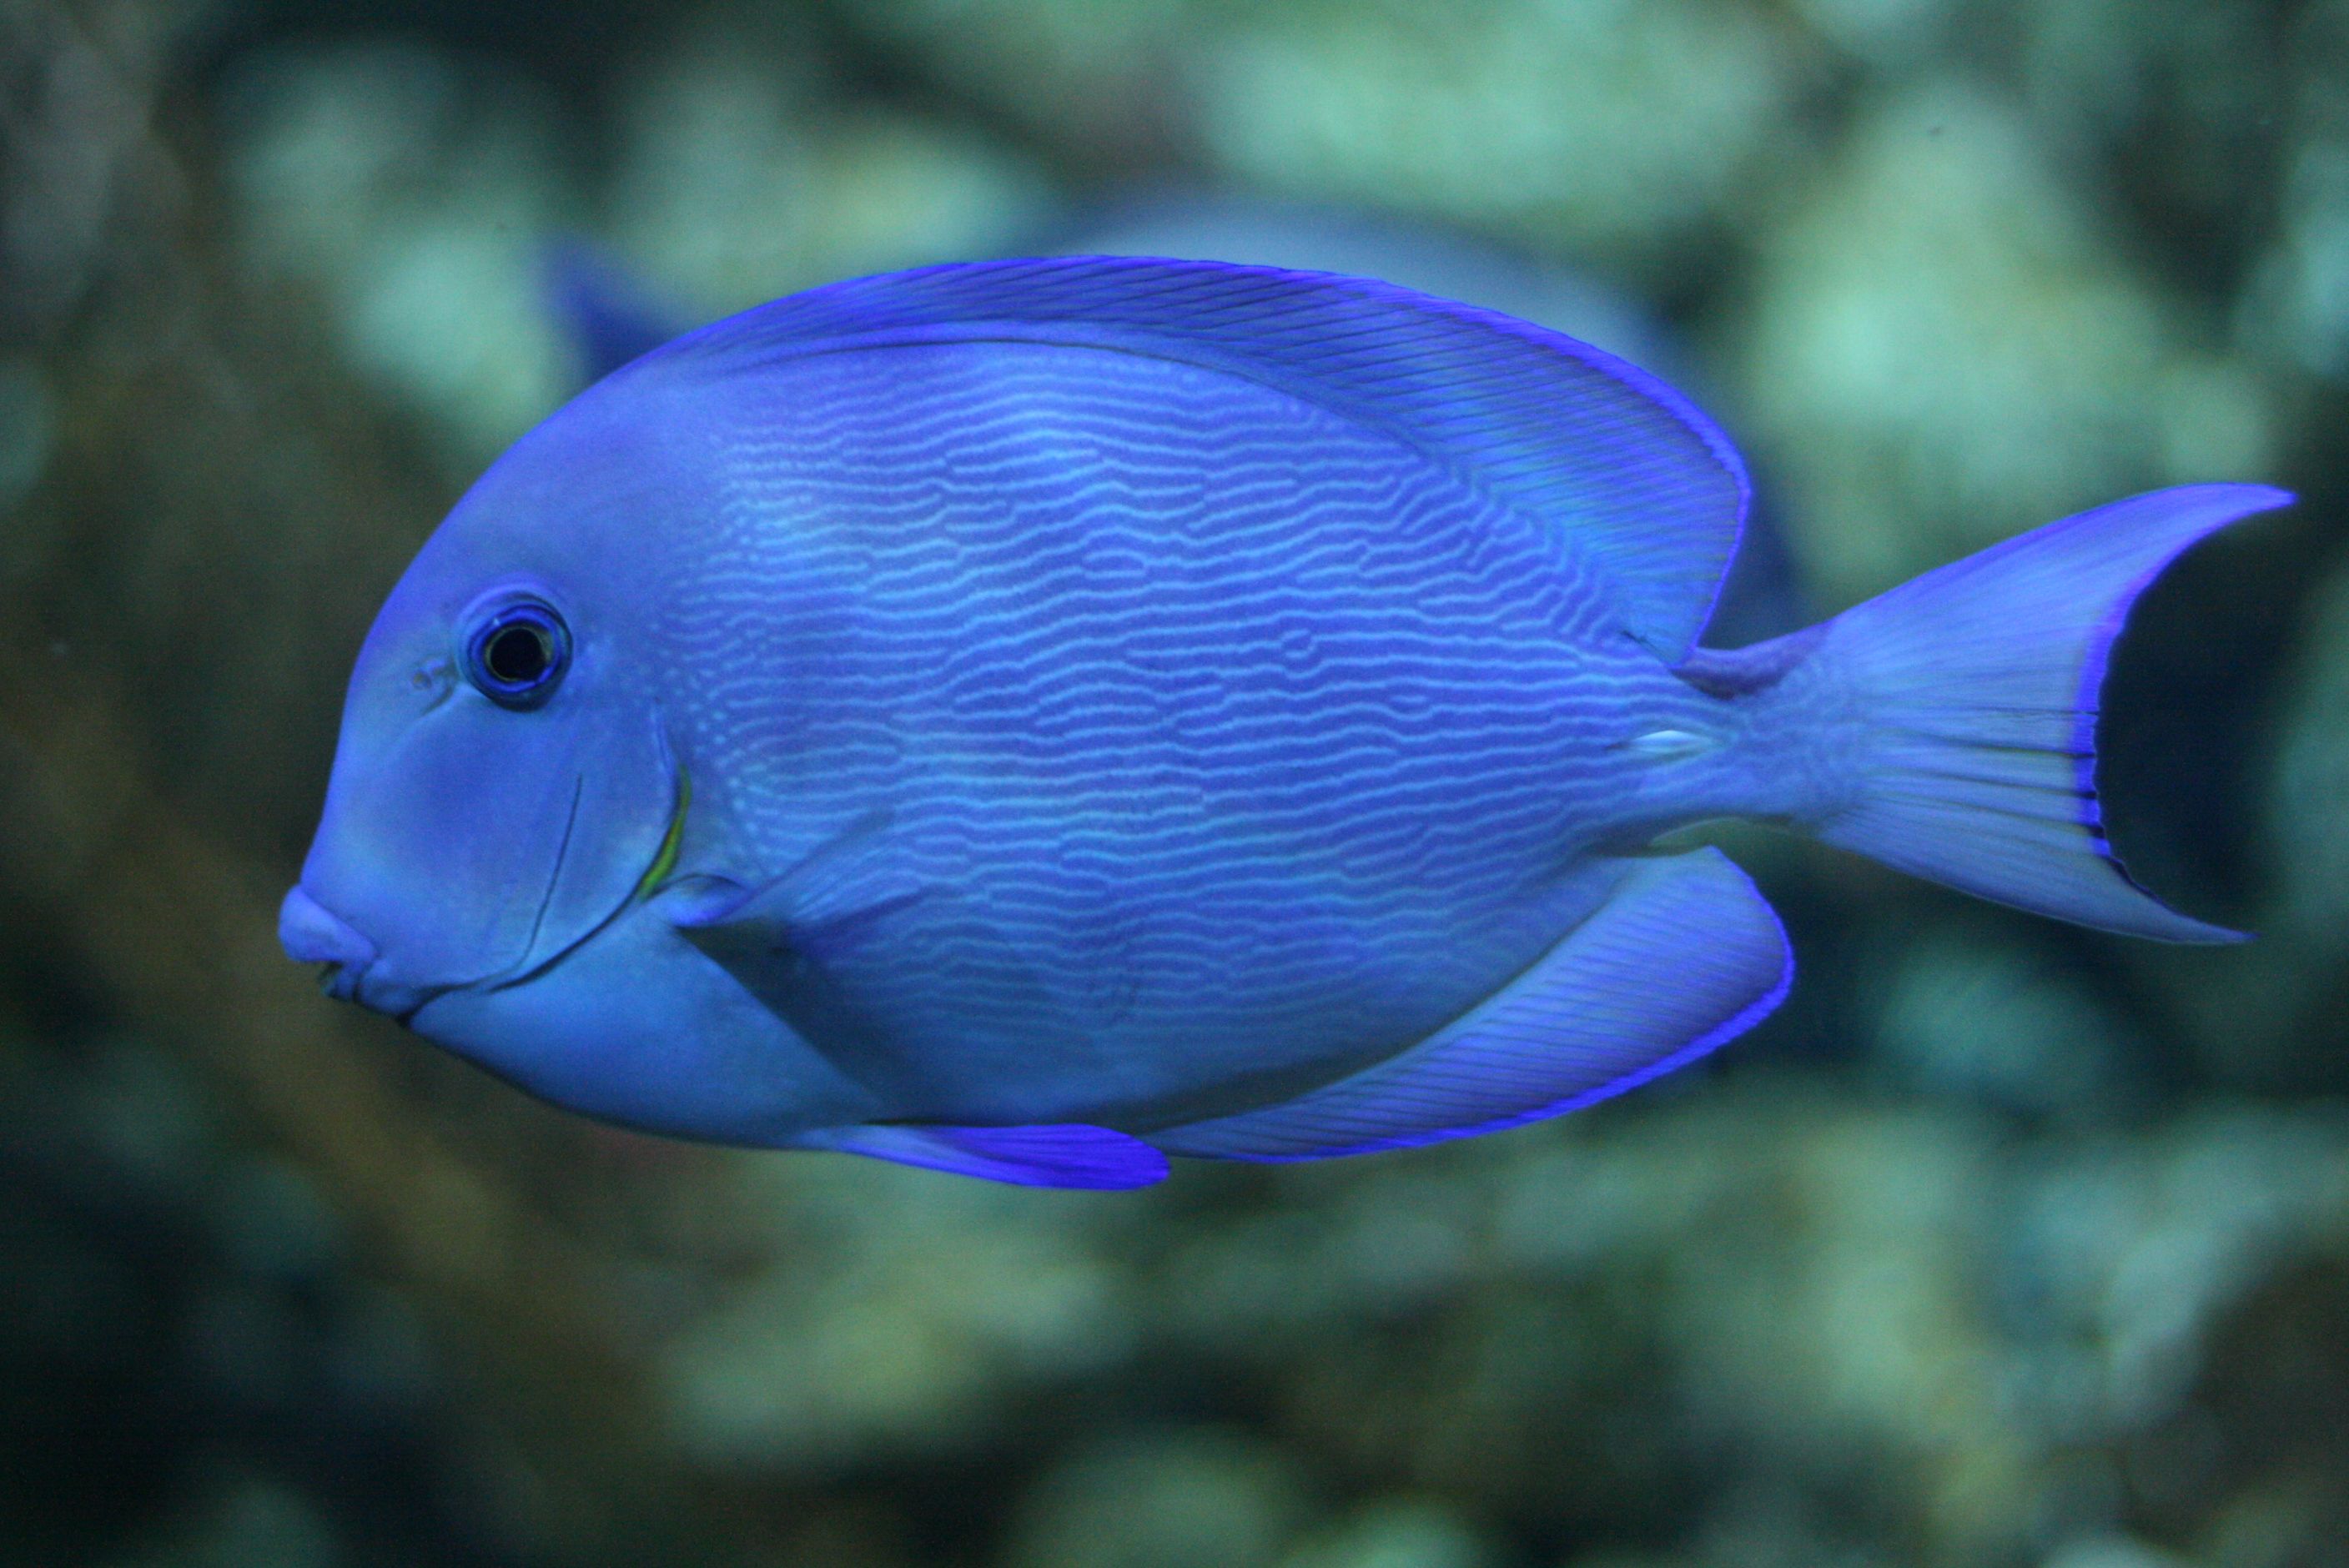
[278,885,441,1021]
[277,767,671,1026]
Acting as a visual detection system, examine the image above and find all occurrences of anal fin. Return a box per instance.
[1151,848,1791,1162]
[816,1123,1169,1189]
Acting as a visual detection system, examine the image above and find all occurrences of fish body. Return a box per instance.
[282,258,2286,1188]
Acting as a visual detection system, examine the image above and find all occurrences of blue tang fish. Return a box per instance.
[279,258,2286,1189]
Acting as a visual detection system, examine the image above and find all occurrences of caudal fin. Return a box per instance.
[1806,484,2290,942]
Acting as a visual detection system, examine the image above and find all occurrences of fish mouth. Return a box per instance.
[279,885,440,1022]
[358,971,441,1026]
[291,735,687,1028]
[277,776,584,1025]
[280,886,377,995]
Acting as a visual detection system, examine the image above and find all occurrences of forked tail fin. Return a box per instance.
[1803,484,2291,942]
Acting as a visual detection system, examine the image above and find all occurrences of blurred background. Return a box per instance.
[4,1,2348,1564]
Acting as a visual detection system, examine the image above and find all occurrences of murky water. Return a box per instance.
[3,3,2345,1564]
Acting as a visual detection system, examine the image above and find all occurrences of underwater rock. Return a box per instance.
[602,33,1049,317]
[1730,82,2276,608]
[1275,1500,1495,1568]
[2001,1110,2349,1441]
[1865,922,2139,1122]
[0,2,170,345]
[0,358,53,521]
[1134,1083,2349,1560]
[1190,0,1816,271]
[2127,1249,2349,1562]
[1782,0,1963,71]
[100,1473,345,1568]
[2041,1537,2191,1568]
[2244,128,2349,381]
[823,0,1192,164]
[2012,0,2289,295]
[2155,546,2349,1089]
[0,1033,509,1566]
[217,42,574,473]
[1003,1425,1312,1568]
[2237,3,2349,380]
[0,5,174,598]
[2261,555,2349,966]
[652,1158,1139,1471]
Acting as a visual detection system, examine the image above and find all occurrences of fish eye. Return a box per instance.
[462,601,570,708]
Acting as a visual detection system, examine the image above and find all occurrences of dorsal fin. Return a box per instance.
[637,256,1751,661]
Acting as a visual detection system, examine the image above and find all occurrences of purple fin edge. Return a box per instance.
[817,1122,1169,1189]
[1166,884,1795,1165]
[631,254,1756,661]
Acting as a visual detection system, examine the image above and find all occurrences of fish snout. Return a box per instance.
[279,886,378,1002]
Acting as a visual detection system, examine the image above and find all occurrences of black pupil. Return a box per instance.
[485,623,551,686]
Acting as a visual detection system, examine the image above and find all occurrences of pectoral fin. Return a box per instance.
[1150,848,1791,1161]
[661,816,942,1068]
[667,817,1069,1109]
[666,812,933,962]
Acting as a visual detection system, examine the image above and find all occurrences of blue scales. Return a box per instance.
[281,258,2287,1188]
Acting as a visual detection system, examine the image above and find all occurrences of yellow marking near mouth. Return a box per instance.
[635,766,691,901]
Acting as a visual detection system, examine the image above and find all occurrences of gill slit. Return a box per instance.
[391,772,584,1022]
[470,773,583,998]
[521,775,586,963]
[478,721,687,998]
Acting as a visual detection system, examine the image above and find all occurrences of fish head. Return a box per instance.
[282,375,692,1041]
